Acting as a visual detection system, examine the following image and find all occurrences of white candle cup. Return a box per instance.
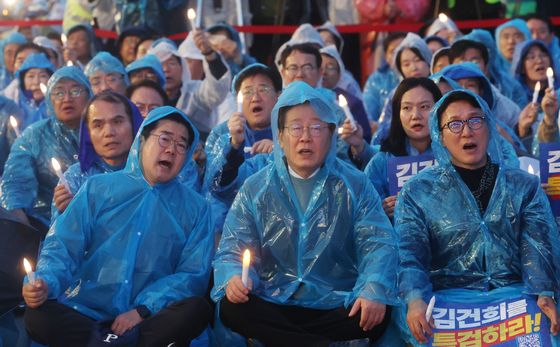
[338,95,357,131]
[547,67,555,92]
[237,92,243,113]
[241,249,251,287]
[51,158,70,191]
[23,258,35,285]
[532,81,541,104]
[9,116,21,138]
[425,296,436,321]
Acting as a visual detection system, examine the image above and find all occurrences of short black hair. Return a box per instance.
[126,79,169,105]
[436,91,481,127]
[141,113,195,149]
[381,78,442,156]
[279,43,322,68]
[383,32,407,53]
[234,65,283,93]
[83,90,133,125]
[523,13,554,33]
[15,43,47,61]
[449,40,489,65]
[395,47,425,76]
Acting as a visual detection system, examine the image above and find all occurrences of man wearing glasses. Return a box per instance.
[84,52,129,96]
[279,42,323,88]
[23,106,214,346]
[212,81,397,346]
[1,66,93,234]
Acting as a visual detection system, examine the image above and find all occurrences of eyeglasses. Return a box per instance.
[90,74,124,88]
[241,85,273,98]
[130,71,158,83]
[51,87,86,100]
[284,123,329,138]
[526,53,549,62]
[441,116,486,134]
[150,133,188,154]
[135,102,160,115]
[285,64,316,76]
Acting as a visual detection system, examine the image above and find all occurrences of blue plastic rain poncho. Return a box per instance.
[126,53,166,88]
[148,40,231,134]
[547,35,560,69]
[0,66,93,227]
[394,89,560,344]
[425,16,461,39]
[0,32,26,90]
[13,53,55,129]
[207,23,257,76]
[50,101,145,223]
[212,81,398,310]
[458,29,528,108]
[373,33,432,145]
[495,19,531,69]
[0,96,20,175]
[34,106,214,321]
[363,61,400,121]
[84,51,130,86]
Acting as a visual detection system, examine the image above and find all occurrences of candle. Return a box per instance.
[438,13,452,31]
[528,164,535,175]
[547,67,555,91]
[237,92,243,113]
[532,81,541,104]
[425,295,436,321]
[195,0,203,28]
[23,258,35,285]
[241,249,251,287]
[61,33,67,47]
[187,8,197,30]
[243,147,253,154]
[9,116,21,138]
[337,127,343,135]
[51,157,70,191]
[40,83,47,96]
[66,60,74,67]
[338,95,357,131]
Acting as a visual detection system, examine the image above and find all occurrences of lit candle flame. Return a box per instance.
[61,33,67,46]
[337,94,348,107]
[241,249,251,287]
[23,258,35,285]
[338,94,356,130]
[532,81,541,104]
[547,67,555,92]
[40,83,47,95]
[528,164,535,175]
[51,157,61,172]
[187,8,197,29]
[438,13,449,23]
[237,91,243,113]
[66,60,74,67]
[9,115,20,137]
[547,67,554,78]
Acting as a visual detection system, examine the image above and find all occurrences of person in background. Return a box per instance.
[495,19,531,70]
[207,23,257,76]
[84,52,129,96]
[0,95,20,176]
[424,15,462,43]
[126,54,166,87]
[33,36,63,68]
[178,31,206,81]
[430,47,450,74]
[0,66,93,234]
[23,106,214,347]
[51,91,143,220]
[63,23,98,67]
[116,26,148,66]
[424,35,448,54]
[2,43,47,102]
[525,14,560,68]
[135,36,155,60]
[0,32,27,90]
[126,80,169,118]
[278,42,323,88]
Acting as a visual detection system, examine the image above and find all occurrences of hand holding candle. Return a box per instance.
[51,157,70,191]
[532,81,541,104]
[338,95,357,131]
[241,249,251,287]
[23,258,35,285]
[9,115,21,138]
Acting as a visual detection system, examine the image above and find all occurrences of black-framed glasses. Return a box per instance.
[284,123,329,138]
[441,116,486,134]
[150,133,188,154]
[51,87,86,100]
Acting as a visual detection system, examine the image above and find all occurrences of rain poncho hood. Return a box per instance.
[125,53,166,88]
[274,23,325,69]
[78,101,144,173]
[15,52,55,82]
[319,44,345,77]
[393,33,432,77]
[212,80,398,309]
[45,66,93,117]
[317,21,344,53]
[510,39,559,91]
[148,39,192,87]
[84,51,130,85]
[34,105,213,321]
[0,32,26,66]
[435,62,495,108]
[495,19,531,63]
[430,47,450,74]
[425,16,460,37]
[178,31,204,61]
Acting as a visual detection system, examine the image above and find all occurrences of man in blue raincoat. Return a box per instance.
[0,66,92,233]
[84,51,129,96]
[212,81,397,346]
[395,89,560,345]
[22,106,214,347]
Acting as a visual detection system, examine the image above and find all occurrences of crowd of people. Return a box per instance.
[0,4,560,347]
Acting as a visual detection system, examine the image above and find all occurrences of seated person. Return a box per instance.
[0,32,27,90]
[126,54,166,88]
[212,81,397,346]
[430,47,450,73]
[84,52,129,95]
[23,106,214,347]
[63,23,97,67]
[127,79,169,118]
[364,78,441,219]
[0,66,92,233]
[51,91,143,220]
[395,89,560,345]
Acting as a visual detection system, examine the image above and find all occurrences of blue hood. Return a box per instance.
[510,39,559,90]
[126,54,166,88]
[434,62,495,108]
[393,33,432,77]
[15,52,55,84]
[84,51,130,85]
[495,19,531,61]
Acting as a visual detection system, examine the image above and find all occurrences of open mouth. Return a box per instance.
[535,66,545,73]
[158,160,172,169]
[104,141,119,148]
[298,148,313,156]
[251,106,263,113]
[463,143,477,150]
[62,105,75,112]
[411,124,424,130]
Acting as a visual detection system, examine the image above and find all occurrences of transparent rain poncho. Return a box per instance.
[0,66,93,227]
[34,106,214,321]
[212,81,398,309]
[84,51,130,87]
[494,19,531,70]
[0,32,26,90]
[363,61,400,121]
[125,54,166,88]
[394,89,560,345]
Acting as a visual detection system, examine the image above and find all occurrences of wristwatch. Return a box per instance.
[135,305,151,319]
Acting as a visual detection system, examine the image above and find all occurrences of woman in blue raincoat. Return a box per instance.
[23,106,214,346]
[212,81,397,345]
[364,77,441,220]
[510,39,560,155]
[50,91,144,223]
[395,89,560,345]
[0,66,92,233]
[0,32,27,90]
[10,53,55,129]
